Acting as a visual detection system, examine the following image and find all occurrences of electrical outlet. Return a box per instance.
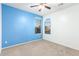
[5,41,8,44]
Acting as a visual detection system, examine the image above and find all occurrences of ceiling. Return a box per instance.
[6,3,77,16]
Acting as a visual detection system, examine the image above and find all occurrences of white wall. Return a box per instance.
[43,4,79,50]
[0,4,2,53]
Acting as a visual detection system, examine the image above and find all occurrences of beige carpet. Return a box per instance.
[0,40,79,56]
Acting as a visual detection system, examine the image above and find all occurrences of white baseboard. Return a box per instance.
[2,39,42,49]
[44,39,79,51]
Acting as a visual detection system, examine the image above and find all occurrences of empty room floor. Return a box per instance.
[0,40,79,56]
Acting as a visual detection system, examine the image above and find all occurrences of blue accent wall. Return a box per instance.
[2,4,43,48]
